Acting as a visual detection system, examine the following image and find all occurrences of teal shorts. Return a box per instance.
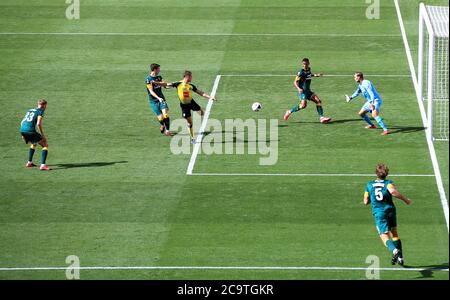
[298,90,315,101]
[21,131,42,144]
[374,208,397,235]
[149,99,169,116]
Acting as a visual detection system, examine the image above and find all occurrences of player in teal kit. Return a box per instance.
[146,63,172,136]
[345,72,390,135]
[20,99,50,171]
[364,163,412,265]
[284,58,332,123]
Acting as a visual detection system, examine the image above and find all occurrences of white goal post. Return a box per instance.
[418,3,449,141]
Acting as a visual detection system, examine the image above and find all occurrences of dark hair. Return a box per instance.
[375,163,389,179]
[302,58,310,63]
[150,63,160,71]
[38,99,47,105]
[183,70,192,77]
[355,72,364,79]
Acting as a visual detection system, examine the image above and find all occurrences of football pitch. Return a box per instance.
[0,0,448,280]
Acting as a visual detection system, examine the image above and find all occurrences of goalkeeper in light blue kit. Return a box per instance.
[345,72,390,135]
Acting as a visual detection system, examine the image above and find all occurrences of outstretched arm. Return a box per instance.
[195,89,215,100]
[387,184,412,205]
[351,87,362,99]
[346,87,361,102]
[152,81,172,88]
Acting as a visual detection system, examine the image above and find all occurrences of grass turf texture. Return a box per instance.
[0,0,448,279]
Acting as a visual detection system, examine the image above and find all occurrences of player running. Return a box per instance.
[167,70,215,144]
[345,72,390,135]
[364,163,412,266]
[20,99,50,171]
[146,63,172,136]
[284,58,332,123]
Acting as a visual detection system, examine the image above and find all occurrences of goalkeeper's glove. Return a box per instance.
[345,94,352,103]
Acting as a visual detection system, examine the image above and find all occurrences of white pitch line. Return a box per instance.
[186,75,221,175]
[394,0,449,232]
[393,0,420,99]
[192,173,435,177]
[220,74,411,77]
[0,32,401,37]
[0,266,447,272]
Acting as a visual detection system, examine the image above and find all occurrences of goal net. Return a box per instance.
[418,4,449,141]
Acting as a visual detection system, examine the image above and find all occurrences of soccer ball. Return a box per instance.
[252,102,262,112]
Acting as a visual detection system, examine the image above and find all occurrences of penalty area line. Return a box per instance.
[186,75,221,175]
[0,266,447,272]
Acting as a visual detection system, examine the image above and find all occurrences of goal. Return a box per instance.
[418,3,449,141]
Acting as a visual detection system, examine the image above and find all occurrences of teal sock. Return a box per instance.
[386,240,397,253]
[361,115,374,126]
[28,148,35,162]
[290,105,301,113]
[41,148,48,165]
[316,106,324,117]
[375,116,387,131]
[393,239,402,252]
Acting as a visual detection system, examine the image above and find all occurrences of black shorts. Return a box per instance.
[21,131,42,144]
[180,100,201,118]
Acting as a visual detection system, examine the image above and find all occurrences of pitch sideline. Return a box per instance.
[0,265,447,272]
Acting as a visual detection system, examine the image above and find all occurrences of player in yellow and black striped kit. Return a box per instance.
[168,71,215,144]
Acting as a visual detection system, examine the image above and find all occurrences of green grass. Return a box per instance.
[0,0,448,280]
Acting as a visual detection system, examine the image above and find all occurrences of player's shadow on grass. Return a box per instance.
[50,161,128,170]
[288,119,426,135]
[172,131,214,137]
[403,262,449,279]
[387,126,426,135]
[228,138,280,144]
[203,131,279,144]
[203,130,221,137]
[293,118,362,124]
